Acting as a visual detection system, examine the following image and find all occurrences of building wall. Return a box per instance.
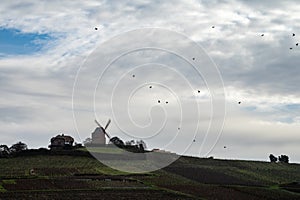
[92,127,106,144]
[51,138,65,146]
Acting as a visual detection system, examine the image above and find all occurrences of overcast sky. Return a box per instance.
[0,0,300,162]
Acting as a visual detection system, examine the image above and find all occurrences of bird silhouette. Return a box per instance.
[95,27,98,30]
[198,90,200,93]
[290,47,293,50]
[166,101,168,104]
[158,100,160,103]
[293,33,296,36]
[132,74,135,78]
[212,26,215,28]
[238,101,241,104]
[224,146,227,148]
[296,43,299,46]
[149,86,152,89]
[192,58,195,60]
[193,139,196,142]
[261,34,264,36]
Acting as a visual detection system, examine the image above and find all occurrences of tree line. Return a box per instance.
[0,142,28,157]
[269,154,289,163]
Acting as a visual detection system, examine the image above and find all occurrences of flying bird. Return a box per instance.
[290,47,293,50]
[293,33,296,36]
[212,26,215,28]
[95,27,98,30]
[224,146,227,148]
[198,90,200,93]
[166,101,168,104]
[193,139,196,142]
[238,101,241,104]
[296,43,299,46]
[149,86,152,89]
[158,100,161,103]
[192,57,195,60]
[261,34,264,37]
[132,74,135,78]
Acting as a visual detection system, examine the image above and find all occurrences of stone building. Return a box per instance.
[49,134,74,150]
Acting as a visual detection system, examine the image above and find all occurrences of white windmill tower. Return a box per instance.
[94,119,125,147]
[91,119,111,145]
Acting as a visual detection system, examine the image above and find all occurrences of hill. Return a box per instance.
[0,150,300,199]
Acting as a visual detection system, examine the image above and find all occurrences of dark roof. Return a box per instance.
[51,134,74,143]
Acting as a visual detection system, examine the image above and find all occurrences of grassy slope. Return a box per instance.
[176,156,300,185]
[0,153,299,199]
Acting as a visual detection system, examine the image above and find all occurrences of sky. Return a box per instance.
[0,0,300,162]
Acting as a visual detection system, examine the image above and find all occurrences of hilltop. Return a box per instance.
[0,150,300,199]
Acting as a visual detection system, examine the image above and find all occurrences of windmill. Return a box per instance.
[94,119,111,139]
[94,119,124,147]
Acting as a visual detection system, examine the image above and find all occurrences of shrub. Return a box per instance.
[269,154,278,163]
[278,155,289,163]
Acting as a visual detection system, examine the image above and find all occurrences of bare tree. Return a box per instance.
[83,137,92,146]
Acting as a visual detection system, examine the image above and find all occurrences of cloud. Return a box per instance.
[0,0,299,162]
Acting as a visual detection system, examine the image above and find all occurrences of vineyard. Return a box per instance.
[0,151,300,199]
